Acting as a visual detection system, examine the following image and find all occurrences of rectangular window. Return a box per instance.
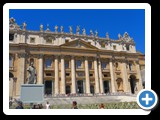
[103,73,108,77]
[9,34,14,41]
[113,45,116,50]
[45,59,52,68]
[65,61,69,69]
[89,73,93,77]
[76,60,82,69]
[102,62,107,69]
[89,61,92,69]
[66,73,70,76]
[46,73,52,76]
[9,56,13,67]
[30,37,35,43]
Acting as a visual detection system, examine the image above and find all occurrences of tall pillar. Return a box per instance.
[55,56,59,94]
[109,59,116,93]
[94,58,100,93]
[136,62,143,91]
[9,78,13,97]
[85,57,90,94]
[71,56,76,94]
[38,54,43,84]
[16,53,26,96]
[98,59,104,93]
[121,61,130,93]
[61,55,66,94]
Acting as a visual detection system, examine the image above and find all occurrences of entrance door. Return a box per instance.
[130,75,136,94]
[45,81,52,96]
[66,85,71,94]
[77,80,84,94]
[90,85,94,94]
[103,81,110,93]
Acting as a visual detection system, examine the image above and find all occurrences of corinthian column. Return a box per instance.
[61,55,66,94]
[94,57,100,93]
[85,57,90,94]
[121,61,130,93]
[136,61,143,91]
[71,56,76,94]
[55,56,59,94]
[16,53,26,96]
[98,59,104,93]
[109,59,116,93]
[38,54,43,84]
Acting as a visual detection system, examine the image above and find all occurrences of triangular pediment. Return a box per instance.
[60,39,98,49]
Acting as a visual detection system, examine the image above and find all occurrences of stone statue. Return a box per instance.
[46,24,50,31]
[118,33,122,39]
[82,28,86,35]
[124,32,129,38]
[115,62,119,70]
[9,17,16,24]
[26,61,37,84]
[40,24,43,31]
[90,30,93,36]
[106,32,109,39]
[95,30,98,37]
[69,26,73,34]
[23,22,27,30]
[55,25,58,32]
[76,25,80,34]
[60,26,64,33]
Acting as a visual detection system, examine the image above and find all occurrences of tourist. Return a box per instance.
[71,101,78,109]
[45,101,51,109]
[99,103,105,109]
[15,101,24,109]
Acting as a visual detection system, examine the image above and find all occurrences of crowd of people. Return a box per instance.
[10,98,105,109]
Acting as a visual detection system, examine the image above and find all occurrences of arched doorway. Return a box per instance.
[130,75,137,94]
[66,85,71,94]
[116,78,123,92]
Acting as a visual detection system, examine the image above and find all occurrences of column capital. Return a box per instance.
[61,55,65,59]
[38,54,44,59]
[54,55,60,59]
[18,53,27,58]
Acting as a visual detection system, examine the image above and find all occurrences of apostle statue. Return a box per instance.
[60,26,64,33]
[55,25,58,32]
[69,26,73,34]
[26,60,37,84]
[82,28,86,35]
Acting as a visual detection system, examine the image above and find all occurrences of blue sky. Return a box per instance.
[9,9,145,54]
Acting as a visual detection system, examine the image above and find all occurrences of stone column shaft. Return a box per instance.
[16,53,25,96]
[98,60,104,93]
[85,58,90,94]
[109,60,116,93]
[94,58,100,93]
[136,63,143,91]
[55,56,59,94]
[38,55,43,84]
[71,56,76,94]
[61,56,66,94]
[122,62,130,93]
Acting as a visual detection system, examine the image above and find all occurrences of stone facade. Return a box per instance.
[9,18,144,97]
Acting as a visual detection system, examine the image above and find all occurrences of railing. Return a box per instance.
[44,92,133,98]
